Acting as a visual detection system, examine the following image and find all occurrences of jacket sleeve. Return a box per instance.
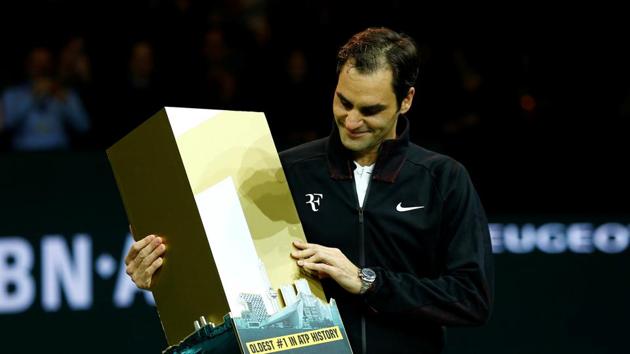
[363,161,494,326]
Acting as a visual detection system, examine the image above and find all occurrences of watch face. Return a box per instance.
[361,268,376,281]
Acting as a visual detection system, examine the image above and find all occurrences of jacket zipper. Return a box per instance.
[355,176,372,264]
[354,174,372,354]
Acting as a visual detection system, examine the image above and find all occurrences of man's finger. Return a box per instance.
[299,266,329,280]
[137,237,162,260]
[301,247,338,266]
[302,261,336,277]
[292,240,318,250]
[125,234,155,264]
[299,266,315,278]
[145,258,164,279]
[304,252,325,264]
[141,243,166,269]
[291,247,316,259]
[126,262,136,276]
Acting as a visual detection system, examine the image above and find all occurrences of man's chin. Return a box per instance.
[340,135,368,152]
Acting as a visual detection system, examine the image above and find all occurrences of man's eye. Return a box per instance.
[361,109,380,116]
[341,101,352,109]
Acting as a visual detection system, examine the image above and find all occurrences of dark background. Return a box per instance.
[2,1,629,215]
[1,1,629,353]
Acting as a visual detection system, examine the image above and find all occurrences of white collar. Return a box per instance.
[353,161,375,176]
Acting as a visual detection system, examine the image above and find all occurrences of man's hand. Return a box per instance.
[125,228,166,290]
[291,240,362,294]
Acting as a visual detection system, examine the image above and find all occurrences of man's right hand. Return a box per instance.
[125,233,166,289]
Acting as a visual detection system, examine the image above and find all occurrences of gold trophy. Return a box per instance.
[107,108,351,354]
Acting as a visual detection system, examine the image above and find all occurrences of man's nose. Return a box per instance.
[344,111,363,130]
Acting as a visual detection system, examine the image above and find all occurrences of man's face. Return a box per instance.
[332,62,413,161]
[28,48,53,79]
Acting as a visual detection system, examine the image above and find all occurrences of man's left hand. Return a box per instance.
[291,240,362,294]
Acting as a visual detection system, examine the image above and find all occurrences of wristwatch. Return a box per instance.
[358,267,376,294]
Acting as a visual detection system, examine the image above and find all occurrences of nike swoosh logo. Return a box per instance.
[396,202,425,212]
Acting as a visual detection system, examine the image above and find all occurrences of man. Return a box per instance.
[1,47,90,151]
[125,27,494,353]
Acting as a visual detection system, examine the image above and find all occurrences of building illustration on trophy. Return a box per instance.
[234,278,335,330]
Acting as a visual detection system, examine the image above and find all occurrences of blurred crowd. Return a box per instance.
[1,0,337,152]
[0,0,560,153]
[1,1,629,214]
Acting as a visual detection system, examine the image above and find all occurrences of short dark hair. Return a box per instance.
[336,27,420,108]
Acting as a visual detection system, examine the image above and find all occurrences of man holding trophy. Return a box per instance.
[124,27,494,354]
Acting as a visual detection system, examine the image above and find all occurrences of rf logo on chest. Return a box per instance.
[305,193,324,211]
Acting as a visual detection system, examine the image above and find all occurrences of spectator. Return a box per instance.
[1,47,90,151]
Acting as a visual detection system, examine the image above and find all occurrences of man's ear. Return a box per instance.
[400,87,415,114]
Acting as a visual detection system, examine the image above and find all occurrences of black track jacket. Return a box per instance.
[279,116,494,354]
